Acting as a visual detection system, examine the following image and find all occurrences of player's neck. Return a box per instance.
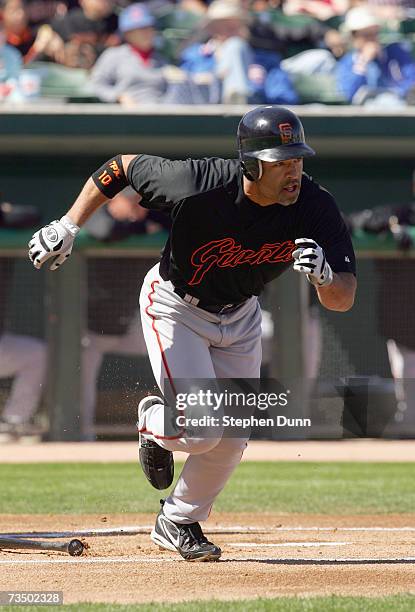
[243,178,283,207]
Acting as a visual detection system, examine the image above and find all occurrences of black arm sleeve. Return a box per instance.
[126,154,233,211]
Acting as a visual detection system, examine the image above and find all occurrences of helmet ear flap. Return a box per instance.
[257,160,263,180]
[241,158,262,181]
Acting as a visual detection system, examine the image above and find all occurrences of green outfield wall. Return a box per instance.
[0,106,414,218]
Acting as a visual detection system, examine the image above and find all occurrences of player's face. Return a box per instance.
[259,158,303,206]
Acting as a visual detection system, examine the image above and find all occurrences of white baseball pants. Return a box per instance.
[386,338,415,431]
[139,263,262,524]
[0,332,47,424]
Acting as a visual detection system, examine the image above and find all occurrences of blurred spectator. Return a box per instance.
[51,0,119,68]
[0,322,47,435]
[283,0,349,21]
[180,0,298,104]
[81,188,169,439]
[156,0,207,21]
[0,16,23,100]
[347,186,415,436]
[367,0,415,24]
[90,3,170,104]
[181,0,253,103]
[2,0,36,58]
[182,0,348,88]
[1,0,65,63]
[0,199,41,226]
[0,202,46,437]
[250,0,283,11]
[84,186,170,239]
[250,1,343,57]
[249,0,330,57]
[179,0,208,14]
[248,46,299,103]
[376,259,415,436]
[278,28,347,82]
[336,6,415,105]
[24,0,71,28]
[323,26,347,59]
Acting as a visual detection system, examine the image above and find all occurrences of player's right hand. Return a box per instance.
[28,215,80,270]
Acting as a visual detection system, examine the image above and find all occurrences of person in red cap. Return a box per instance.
[90,3,170,105]
[50,0,119,68]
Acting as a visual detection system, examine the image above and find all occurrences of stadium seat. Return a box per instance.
[23,62,96,101]
[400,18,415,35]
[292,72,347,104]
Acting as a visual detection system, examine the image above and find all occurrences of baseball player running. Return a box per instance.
[28,106,356,562]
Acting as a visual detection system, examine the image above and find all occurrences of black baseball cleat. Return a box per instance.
[137,395,174,490]
[151,502,222,562]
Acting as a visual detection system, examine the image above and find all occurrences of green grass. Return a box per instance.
[1,596,415,611]
[0,462,414,514]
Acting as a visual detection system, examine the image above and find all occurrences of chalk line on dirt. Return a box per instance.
[1,556,415,566]
[2,526,415,539]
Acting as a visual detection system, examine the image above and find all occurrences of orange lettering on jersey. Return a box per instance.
[188,238,295,285]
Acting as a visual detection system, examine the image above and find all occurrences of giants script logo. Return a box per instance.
[188,238,295,285]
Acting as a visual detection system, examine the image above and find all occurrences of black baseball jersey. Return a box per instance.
[128,155,356,305]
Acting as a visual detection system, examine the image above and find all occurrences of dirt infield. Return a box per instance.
[1,439,415,463]
[1,441,414,604]
[1,513,415,604]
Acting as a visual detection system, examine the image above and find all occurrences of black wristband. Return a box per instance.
[92,155,129,199]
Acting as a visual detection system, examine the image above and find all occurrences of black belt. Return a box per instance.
[173,288,246,314]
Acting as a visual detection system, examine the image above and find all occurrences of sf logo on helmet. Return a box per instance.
[278,122,293,144]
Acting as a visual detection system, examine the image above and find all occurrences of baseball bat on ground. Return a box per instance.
[0,537,85,556]
[0,525,268,539]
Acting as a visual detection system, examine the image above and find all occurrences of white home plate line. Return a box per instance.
[2,526,415,539]
[0,556,415,566]
[274,527,415,532]
[0,557,174,565]
[230,542,348,548]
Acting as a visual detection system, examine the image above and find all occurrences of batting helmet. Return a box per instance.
[237,106,315,181]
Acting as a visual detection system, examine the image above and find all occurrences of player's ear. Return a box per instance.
[241,159,262,182]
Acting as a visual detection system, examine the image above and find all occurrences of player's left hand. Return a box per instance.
[292,238,333,287]
[28,216,79,271]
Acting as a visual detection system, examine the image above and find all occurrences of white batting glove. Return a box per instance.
[28,215,80,271]
[292,238,333,287]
